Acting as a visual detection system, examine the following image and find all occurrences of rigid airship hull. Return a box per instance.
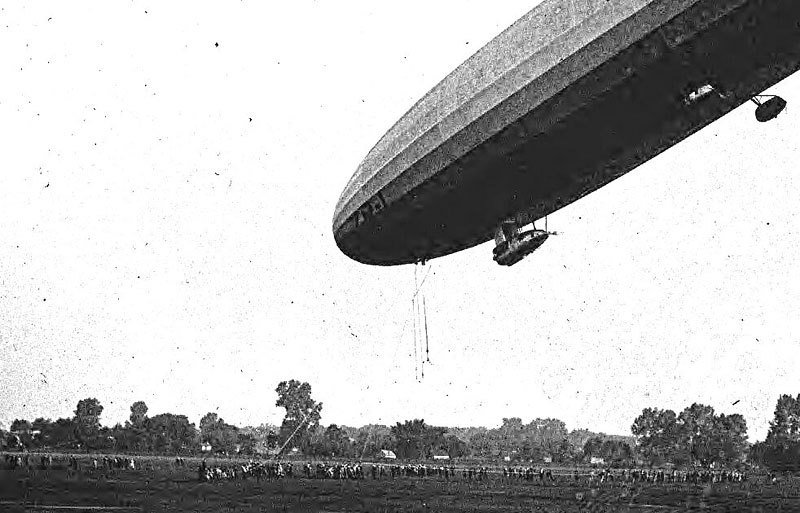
[333,0,800,265]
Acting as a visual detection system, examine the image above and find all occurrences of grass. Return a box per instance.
[2,455,800,512]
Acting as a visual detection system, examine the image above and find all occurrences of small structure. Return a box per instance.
[590,456,605,465]
[380,449,397,460]
[200,442,212,453]
[543,456,553,464]
[433,454,450,461]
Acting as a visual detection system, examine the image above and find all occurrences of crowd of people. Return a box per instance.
[192,460,753,487]
[4,453,139,471]
[501,466,749,485]
[2,452,757,489]
[198,459,297,482]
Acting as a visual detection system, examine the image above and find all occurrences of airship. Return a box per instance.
[333,0,797,266]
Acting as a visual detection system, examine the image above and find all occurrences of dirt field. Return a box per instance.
[1,456,799,512]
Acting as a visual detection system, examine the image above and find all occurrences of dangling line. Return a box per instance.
[423,293,430,363]
[412,264,419,382]
[418,264,425,380]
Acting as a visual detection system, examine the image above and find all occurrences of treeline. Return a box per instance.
[3,380,800,471]
[0,380,628,463]
[304,418,634,463]
[630,404,748,467]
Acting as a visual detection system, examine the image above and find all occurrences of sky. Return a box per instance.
[2,1,800,442]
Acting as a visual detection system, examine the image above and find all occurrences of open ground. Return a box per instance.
[2,454,800,512]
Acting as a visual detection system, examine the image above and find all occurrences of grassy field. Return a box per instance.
[2,455,800,512]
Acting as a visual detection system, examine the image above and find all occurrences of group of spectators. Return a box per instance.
[3,453,136,472]
[198,459,296,482]
[2,453,756,490]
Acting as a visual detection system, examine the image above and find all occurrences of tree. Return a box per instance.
[9,419,32,449]
[315,424,352,458]
[147,414,198,454]
[199,412,238,454]
[10,419,32,433]
[467,429,498,459]
[275,380,323,453]
[239,424,280,454]
[30,418,55,448]
[767,394,800,442]
[527,418,569,458]
[352,425,393,459]
[50,418,77,450]
[266,430,279,450]
[199,412,220,442]
[74,398,104,450]
[582,437,634,465]
[709,413,748,465]
[755,394,800,471]
[632,404,749,467]
[631,408,679,465]
[677,403,718,465]
[498,417,525,456]
[441,433,468,458]
[390,419,446,460]
[555,438,577,463]
[582,436,604,460]
[130,401,149,428]
[237,432,257,455]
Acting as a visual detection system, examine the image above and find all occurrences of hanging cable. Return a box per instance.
[411,264,433,301]
[412,264,419,382]
[423,293,430,364]
[418,266,424,379]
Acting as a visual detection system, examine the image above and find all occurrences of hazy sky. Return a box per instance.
[2,1,800,442]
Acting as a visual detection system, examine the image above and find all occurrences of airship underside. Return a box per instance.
[333,0,800,265]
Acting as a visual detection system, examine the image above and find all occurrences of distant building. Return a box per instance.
[543,456,553,464]
[200,442,212,453]
[590,456,605,465]
[433,454,450,461]
[380,449,397,460]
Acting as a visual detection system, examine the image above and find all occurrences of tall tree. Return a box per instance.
[631,408,678,465]
[755,394,800,471]
[130,401,149,428]
[199,412,220,442]
[527,418,569,457]
[498,417,524,456]
[710,413,748,465]
[74,398,104,450]
[767,394,800,442]
[275,380,323,452]
[678,403,717,465]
